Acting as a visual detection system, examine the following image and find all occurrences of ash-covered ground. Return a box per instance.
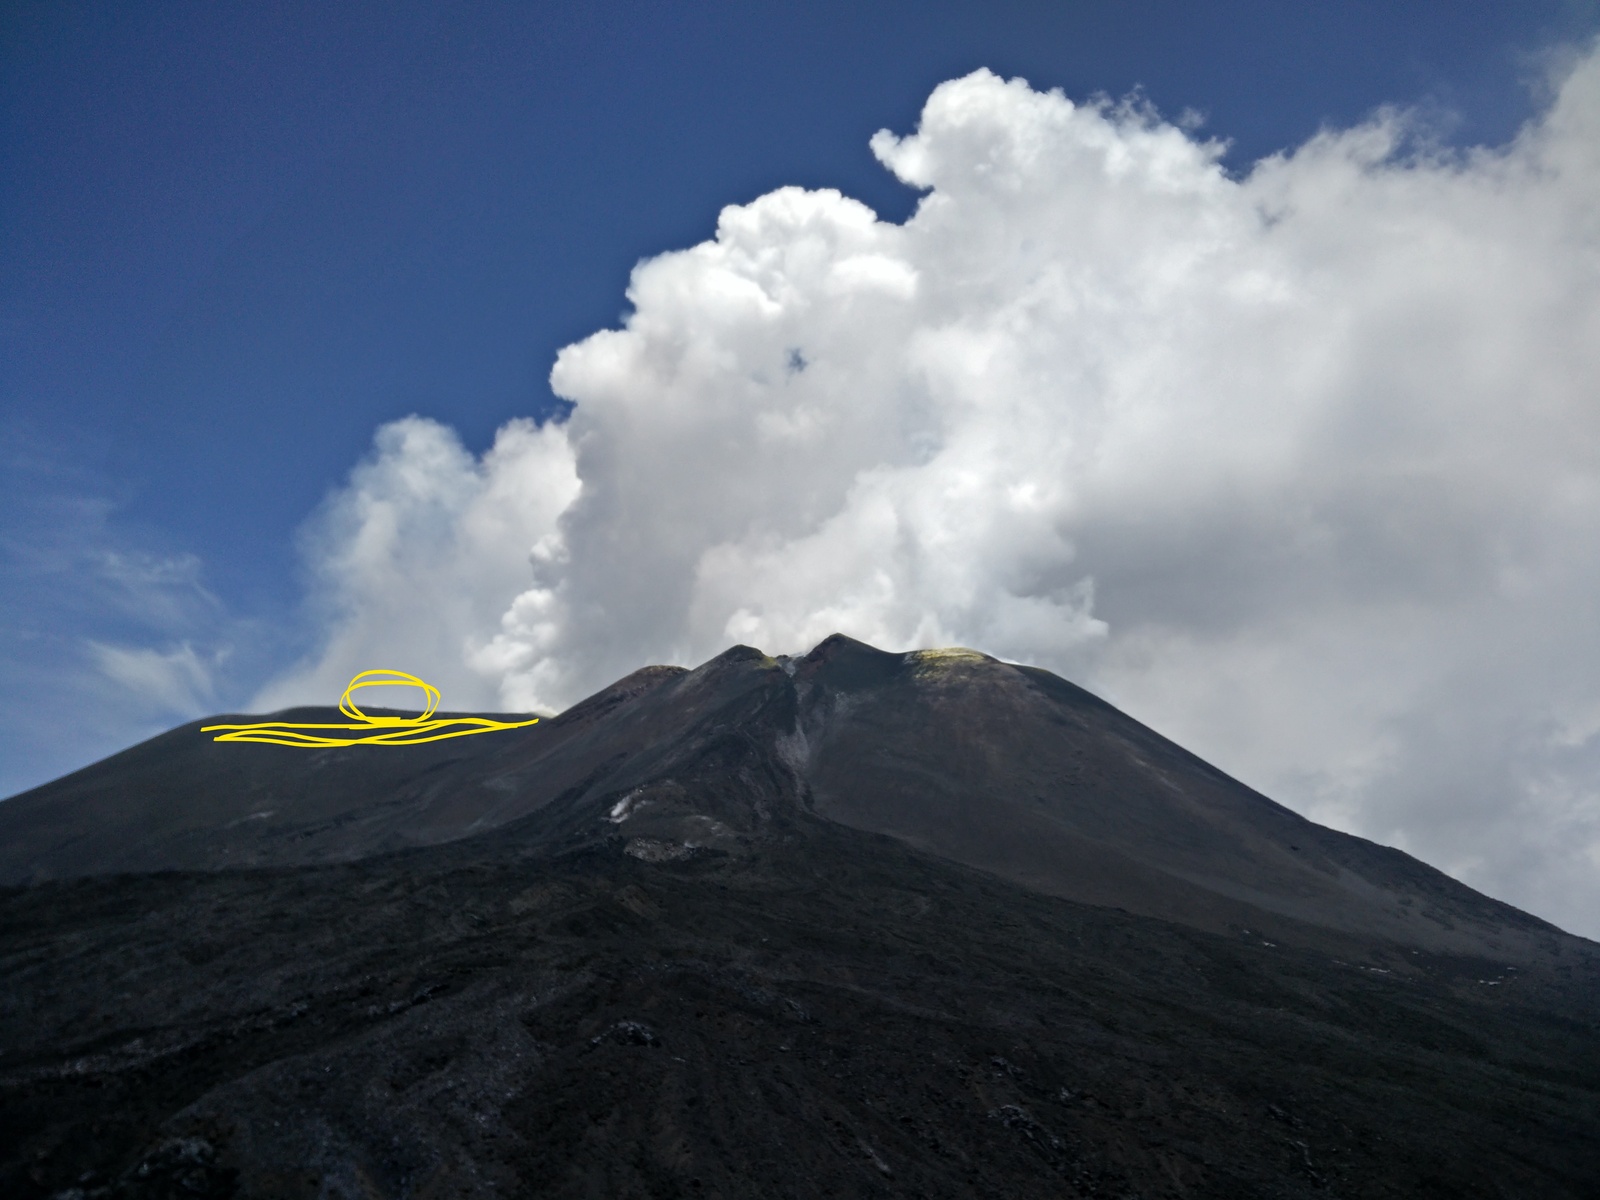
[4,814,1598,1198]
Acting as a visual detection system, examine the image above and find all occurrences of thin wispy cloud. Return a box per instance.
[262,47,1600,936]
[85,641,219,715]
[0,431,262,796]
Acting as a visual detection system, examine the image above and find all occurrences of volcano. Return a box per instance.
[3,636,1598,1197]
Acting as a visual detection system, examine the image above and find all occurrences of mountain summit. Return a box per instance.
[3,638,1597,1196]
[0,634,1568,962]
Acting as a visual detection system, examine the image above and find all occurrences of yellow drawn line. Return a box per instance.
[201,669,539,747]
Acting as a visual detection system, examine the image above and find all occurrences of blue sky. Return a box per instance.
[6,1,1600,933]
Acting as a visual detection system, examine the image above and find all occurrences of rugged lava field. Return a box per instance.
[6,816,1600,1197]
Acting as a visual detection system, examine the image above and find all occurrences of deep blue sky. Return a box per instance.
[4,0,1598,794]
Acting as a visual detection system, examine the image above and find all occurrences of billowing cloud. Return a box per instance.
[263,49,1600,936]
[254,415,579,713]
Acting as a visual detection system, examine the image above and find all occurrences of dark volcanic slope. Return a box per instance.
[4,811,1599,1198]
[2,637,1599,1197]
[0,635,1577,965]
[0,662,693,880]
[792,641,1570,961]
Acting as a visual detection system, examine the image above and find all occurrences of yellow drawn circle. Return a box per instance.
[339,669,441,725]
[202,670,538,747]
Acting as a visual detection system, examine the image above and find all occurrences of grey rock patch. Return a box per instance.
[623,838,694,863]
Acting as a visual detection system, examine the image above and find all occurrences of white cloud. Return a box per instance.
[255,415,579,713]
[87,641,218,716]
[266,49,1600,936]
